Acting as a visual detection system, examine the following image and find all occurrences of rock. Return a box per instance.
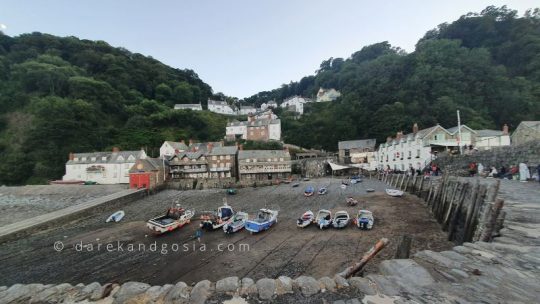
[379,259,435,286]
[190,280,212,304]
[75,282,101,301]
[347,277,376,295]
[216,276,239,293]
[239,278,257,296]
[366,274,401,296]
[164,282,189,302]
[415,250,462,269]
[294,276,320,297]
[275,276,293,295]
[452,246,472,255]
[113,281,150,303]
[145,284,173,302]
[30,283,74,303]
[91,283,117,301]
[333,275,349,289]
[1,284,47,303]
[318,277,336,292]
[256,278,276,300]
[0,286,6,293]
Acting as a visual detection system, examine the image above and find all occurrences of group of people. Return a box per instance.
[470,161,540,182]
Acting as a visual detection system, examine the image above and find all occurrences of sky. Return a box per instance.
[1,0,538,98]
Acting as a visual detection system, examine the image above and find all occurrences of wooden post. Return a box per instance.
[448,182,469,241]
[417,176,425,196]
[338,238,389,278]
[462,181,481,242]
[479,198,505,242]
[464,185,487,242]
[394,235,412,259]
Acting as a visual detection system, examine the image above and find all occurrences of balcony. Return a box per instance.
[209,167,232,172]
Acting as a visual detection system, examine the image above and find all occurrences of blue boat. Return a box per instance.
[245,208,279,234]
[304,186,315,197]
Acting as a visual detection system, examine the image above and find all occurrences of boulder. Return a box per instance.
[1,284,47,303]
[145,284,173,302]
[293,276,320,297]
[347,277,376,295]
[239,278,257,296]
[190,280,212,304]
[164,282,190,302]
[75,282,101,301]
[216,276,239,293]
[366,274,401,296]
[30,283,74,303]
[333,275,350,289]
[256,278,276,300]
[113,282,150,303]
[275,276,293,295]
[318,276,336,292]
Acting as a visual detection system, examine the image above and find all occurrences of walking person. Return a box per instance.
[195,228,202,242]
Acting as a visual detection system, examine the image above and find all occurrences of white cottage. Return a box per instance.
[159,140,189,158]
[63,148,147,184]
[208,100,236,115]
[281,96,312,115]
[174,103,202,111]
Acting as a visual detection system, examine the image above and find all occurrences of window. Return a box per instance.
[125,164,129,169]
[74,157,79,161]
[212,156,217,160]
[82,157,87,161]
[279,158,284,161]
[226,155,230,160]
[91,157,96,161]
[102,157,107,161]
[416,149,420,158]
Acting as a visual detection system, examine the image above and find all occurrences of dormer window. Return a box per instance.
[117,156,124,161]
[128,155,135,161]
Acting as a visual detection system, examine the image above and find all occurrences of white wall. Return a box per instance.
[269,122,281,141]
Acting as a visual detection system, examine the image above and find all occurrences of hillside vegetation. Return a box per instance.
[0,33,227,184]
[246,6,540,150]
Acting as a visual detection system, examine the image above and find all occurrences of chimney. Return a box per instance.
[207,143,213,153]
[386,136,392,143]
[112,147,120,153]
[180,139,185,145]
[69,152,74,161]
[220,140,224,146]
[502,124,509,135]
[396,131,403,140]
[189,139,194,146]
[239,144,244,151]
[248,115,254,122]
[413,123,419,134]
[268,112,272,120]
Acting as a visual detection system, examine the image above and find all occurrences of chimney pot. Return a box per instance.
[207,143,213,152]
[502,124,509,135]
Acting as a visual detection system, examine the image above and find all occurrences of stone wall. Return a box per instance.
[293,156,336,178]
[434,140,540,176]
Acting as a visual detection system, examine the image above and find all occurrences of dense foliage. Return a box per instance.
[0,33,227,184]
[246,6,540,151]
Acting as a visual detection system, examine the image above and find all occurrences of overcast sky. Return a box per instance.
[1,1,538,98]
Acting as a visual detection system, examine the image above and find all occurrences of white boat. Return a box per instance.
[340,184,347,190]
[106,210,125,223]
[332,211,350,229]
[200,203,234,230]
[386,189,404,197]
[366,188,375,192]
[246,208,279,234]
[146,206,195,234]
[223,212,249,234]
[354,210,374,230]
[318,187,328,195]
[315,209,332,229]
[296,210,315,228]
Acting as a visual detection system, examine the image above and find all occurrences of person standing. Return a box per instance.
[195,228,202,242]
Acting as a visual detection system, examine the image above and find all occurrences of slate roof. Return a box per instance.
[129,158,166,173]
[208,100,228,106]
[518,121,540,130]
[68,150,144,165]
[208,146,238,156]
[165,141,189,151]
[338,139,376,150]
[447,125,476,135]
[227,119,280,127]
[476,129,504,137]
[238,150,290,160]
[174,104,201,110]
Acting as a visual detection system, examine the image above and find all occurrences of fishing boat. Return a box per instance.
[304,186,315,197]
[146,205,195,234]
[200,203,234,230]
[354,210,374,230]
[245,208,278,234]
[332,211,350,229]
[315,209,332,229]
[303,177,310,181]
[227,188,237,195]
[386,189,404,197]
[366,188,375,192]
[292,182,300,188]
[350,175,362,184]
[296,210,314,228]
[346,197,358,206]
[318,187,328,195]
[106,210,125,223]
[223,212,249,234]
[340,184,347,190]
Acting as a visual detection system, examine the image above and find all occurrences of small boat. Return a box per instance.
[246,208,279,234]
[332,211,350,229]
[296,210,314,228]
[147,205,194,234]
[318,187,328,195]
[354,210,374,230]
[49,180,84,185]
[223,212,249,234]
[386,189,404,197]
[315,209,332,229]
[366,188,375,192]
[227,188,237,195]
[200,203,234,230]
[304,186,315,197]
[303,177,310,181]
[106,210,125,223]
[292,182,300,188]
[350,176,362,184]
[346,197,358,206]
[340,184,347,190]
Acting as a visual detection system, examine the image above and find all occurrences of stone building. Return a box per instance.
[511,121,540,146]
[226,111,281,141]
[238,149,292,181]
[168,151,208,179]
[63,148,147,184]
[238,105,257,115]
[207,145,238,179]
[159,140,189,157]
[280,96,312,115]
[338,139,377,169]
[129,157,167,190]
